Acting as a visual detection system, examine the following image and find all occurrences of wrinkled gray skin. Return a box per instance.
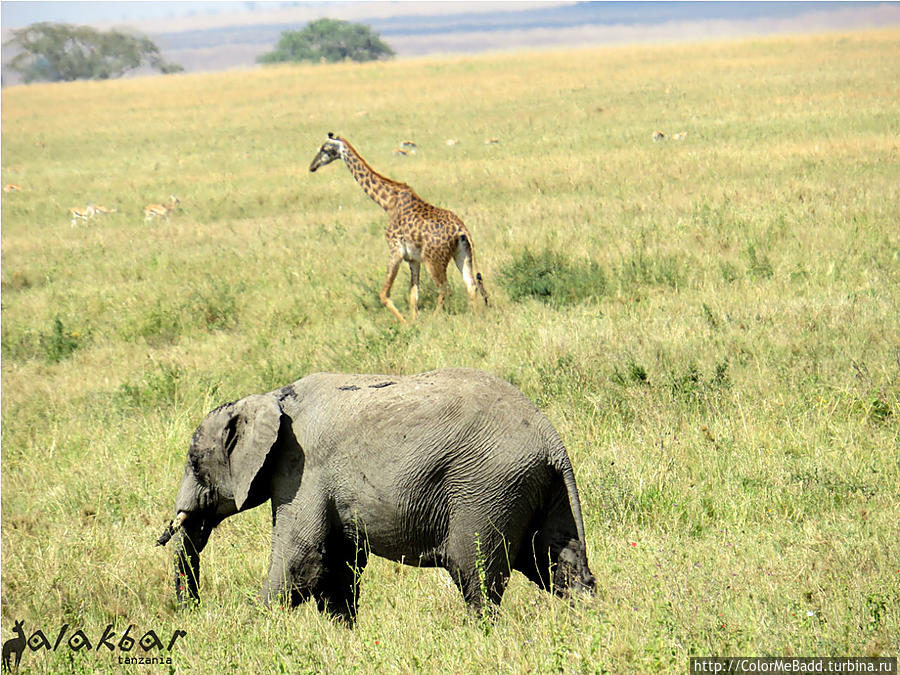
[157,368,595,622]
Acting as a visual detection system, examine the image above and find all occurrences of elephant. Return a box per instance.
[156,368,595,622]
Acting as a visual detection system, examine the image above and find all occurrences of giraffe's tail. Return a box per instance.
[459,234,489,307]
[475,271,489,306]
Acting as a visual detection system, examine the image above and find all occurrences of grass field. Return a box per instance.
[2,28,898,673]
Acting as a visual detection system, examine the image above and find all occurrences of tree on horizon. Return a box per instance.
[4,22,183,83]
[258,18,395,64]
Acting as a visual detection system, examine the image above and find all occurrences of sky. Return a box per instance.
[0,1,569,31]
[0,1,308,27]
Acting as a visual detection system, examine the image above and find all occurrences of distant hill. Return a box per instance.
[152,1,900,71]
[3,1,899,84]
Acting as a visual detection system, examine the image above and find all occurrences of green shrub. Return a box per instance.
[497,249,607,307]
[1,316,88,363]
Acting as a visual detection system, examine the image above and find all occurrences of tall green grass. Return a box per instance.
[2,29,898,673]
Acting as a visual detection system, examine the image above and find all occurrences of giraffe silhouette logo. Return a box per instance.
[1,620,25,672]
[1,618,187,669]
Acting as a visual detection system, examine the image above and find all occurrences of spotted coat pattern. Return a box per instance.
[310,134,488,323]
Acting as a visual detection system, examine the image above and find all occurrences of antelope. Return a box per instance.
[3,183,23,192]
[93,205,117,215]
[653,131,666,142]
[69,204,96,227]
[144,195,180,222]
[400,140,418,153]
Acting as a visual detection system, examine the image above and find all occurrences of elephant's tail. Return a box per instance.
[546,439,588,546]
[559,460,588,546]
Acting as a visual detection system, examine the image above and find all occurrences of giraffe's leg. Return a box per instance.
[426,258,450,315]
[408,259,421,322]
[380,250,407,324]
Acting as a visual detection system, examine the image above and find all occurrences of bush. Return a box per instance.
[497,249,607,307]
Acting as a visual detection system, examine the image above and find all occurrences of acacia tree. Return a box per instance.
[258,18,395,64]
[5,23,183,83]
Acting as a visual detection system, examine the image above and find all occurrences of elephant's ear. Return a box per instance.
[228,394,282,511]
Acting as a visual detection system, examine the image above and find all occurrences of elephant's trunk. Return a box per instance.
[155,511,188,547]
[169,513,214,608]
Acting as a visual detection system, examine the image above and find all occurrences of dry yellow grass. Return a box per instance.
[2,28,898,673]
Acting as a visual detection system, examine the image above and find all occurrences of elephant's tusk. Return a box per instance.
[155,511,189,547]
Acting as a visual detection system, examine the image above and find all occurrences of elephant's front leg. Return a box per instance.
[261,540,324,609]
[261,504,329,609]
[262,504,368,623]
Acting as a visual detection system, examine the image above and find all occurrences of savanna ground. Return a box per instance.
[1,29,898,673]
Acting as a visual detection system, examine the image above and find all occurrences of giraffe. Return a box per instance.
[310,133,488,323]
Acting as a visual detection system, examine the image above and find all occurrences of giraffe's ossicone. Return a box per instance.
[310,133,488,324]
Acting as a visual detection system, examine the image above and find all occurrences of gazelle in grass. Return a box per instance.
[144,195,180,222]
[70,203,117,226]
[69,204,96,227]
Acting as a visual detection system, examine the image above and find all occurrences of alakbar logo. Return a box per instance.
[2,619,186,671]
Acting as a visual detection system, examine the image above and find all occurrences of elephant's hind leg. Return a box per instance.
[513,529,553,591]
[514,530,591,596]
[443,529,515,614]
[514,489,595,597]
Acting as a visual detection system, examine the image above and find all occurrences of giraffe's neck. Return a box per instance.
[339,138,407,211]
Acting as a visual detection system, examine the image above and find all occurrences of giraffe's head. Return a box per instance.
[309,132,346,172]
